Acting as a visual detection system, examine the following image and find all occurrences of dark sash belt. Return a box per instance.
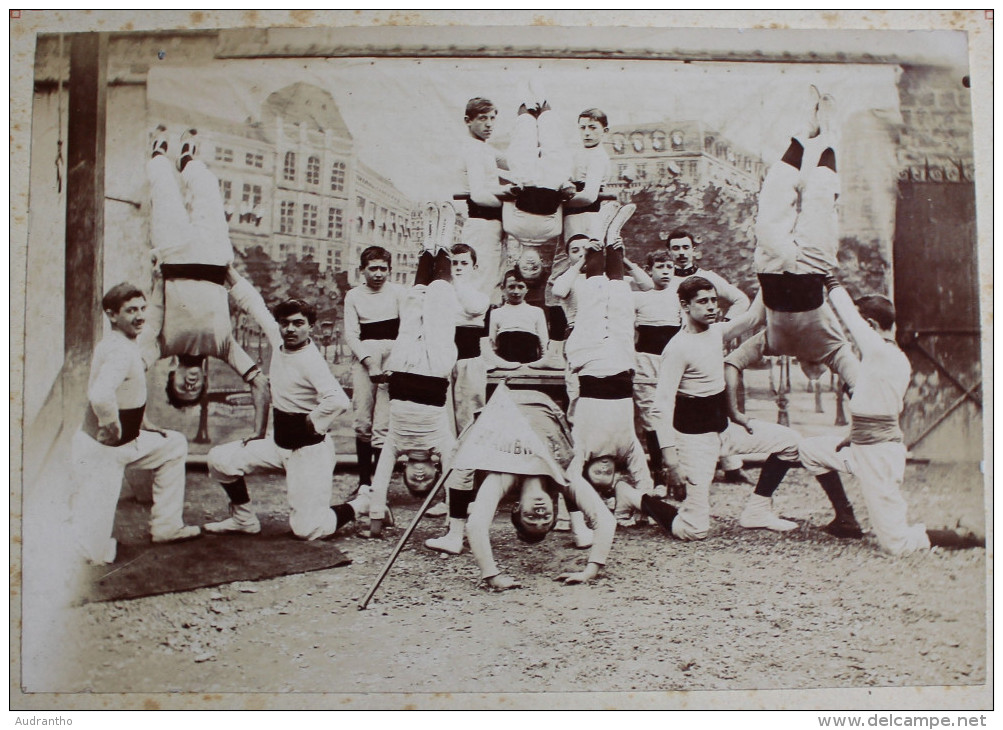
[758,272,826,313]
[272,408,325,450]
[467,200,503,221]
[388,371,449,407]
[674,390,729,434]
[579,371,634,400]
[455,325,485,360]
[161,263,228,286]
[515,186,563,216]
[359,317,400,341]
[564,183,602,216]
[636,324,681,355]
[82,404,145,446]
[496,331,541,364]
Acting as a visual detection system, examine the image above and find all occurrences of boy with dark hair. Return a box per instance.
[632,248,682,487]
[488,268,550,368]
[343,245,405,492]
[562,205,656,508]
[633,275,803,541]
[204,295,361,540]
[461,388,616,589]
[422,241,492,525]
[562,107,612,243]
[798,279,984,553]
[664,229,753,484]
[68,282,201,565]
[460,97,510,299]
[145,126,268,428]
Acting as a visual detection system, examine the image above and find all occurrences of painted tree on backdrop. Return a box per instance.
[619,179,888,298]
[231,245,349,344]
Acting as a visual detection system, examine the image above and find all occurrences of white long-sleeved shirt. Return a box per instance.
[87,329,148,426]
[634,285,682,327]
[231,279,349,434]
[489,301,549,352]
[566,145,611,210]
[462,136,508,209]
[656,299,765,444]
[828,287,910,419]
[343,282,406,362]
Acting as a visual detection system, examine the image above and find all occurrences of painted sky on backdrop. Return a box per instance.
[149,56,904,202]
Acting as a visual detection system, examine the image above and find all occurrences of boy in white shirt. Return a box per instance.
[343,245,405,492]
[665,229,753,485]
[489,269,550,368]
[459,97,510,300]
[204,296,362,540]
[798,277,984,554]
[632,249,682,489]
[562,108,612,243]
[628,276,802,541]
[69,283,201,565]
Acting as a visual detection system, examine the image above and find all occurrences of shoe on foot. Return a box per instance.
[152,524,202,544]
[424,501,448,519]
[823,514,864,539]
[424,533,464,555]
[177,128,198,171]
[605,202,636,245]
[437,202,457,251]
[204,504,261,535]
[421,202,439,252]
[151,125,169,158]
[592,200,621,241]
[739,496,797,532]
[639,494,679,534]
[528,342,567,371]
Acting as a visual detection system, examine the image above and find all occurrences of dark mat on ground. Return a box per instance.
[81,509,351,604]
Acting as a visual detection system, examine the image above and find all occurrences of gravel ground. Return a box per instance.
[45,460,988,706]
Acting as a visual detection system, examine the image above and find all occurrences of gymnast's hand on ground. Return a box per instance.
[556,563,600,585]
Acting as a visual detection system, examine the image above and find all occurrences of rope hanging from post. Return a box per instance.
[55,33,65,193]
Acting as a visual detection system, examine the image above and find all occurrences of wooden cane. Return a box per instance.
[357,467,454,611]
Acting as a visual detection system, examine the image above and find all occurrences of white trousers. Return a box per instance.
[207,436,339,540]
[70,429,189,563]
[633,351,671,443]
[147,155,233,266]
[506,110,573,190]
[566,277,636,377]
[461,217,505,302]
[450,356,487,436]
[350,340,394,447]
[799,436,930,555]
[673,420,800,541]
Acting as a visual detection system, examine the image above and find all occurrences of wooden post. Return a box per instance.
[62,33,108,413]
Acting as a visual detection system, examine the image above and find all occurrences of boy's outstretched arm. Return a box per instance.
[825,276,885,357]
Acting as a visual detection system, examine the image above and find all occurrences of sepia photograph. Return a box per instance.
[10,10,992,712]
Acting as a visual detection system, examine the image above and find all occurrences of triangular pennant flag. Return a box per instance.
[449,385,569,486]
